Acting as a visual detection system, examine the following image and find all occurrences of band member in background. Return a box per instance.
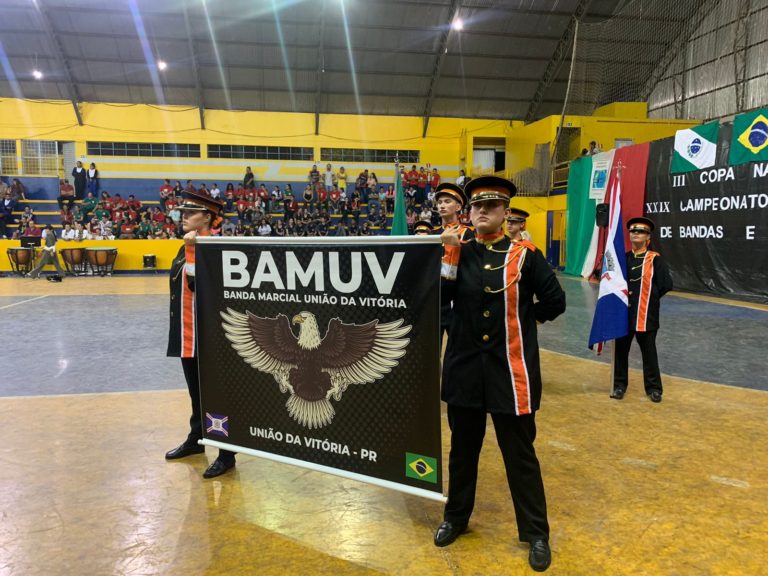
[165,189,237,478]
[413,220,434,236]
[506,207,531,242]
[611,217,673,403]
[433,183,473,344]
[435,176,566,573]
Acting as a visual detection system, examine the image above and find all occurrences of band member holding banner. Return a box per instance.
[436,176,565,572]
[611,217,673,403]
[165,189,237,478]
[433,183,474,343]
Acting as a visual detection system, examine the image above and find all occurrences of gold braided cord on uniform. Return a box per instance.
[482,240,530,294]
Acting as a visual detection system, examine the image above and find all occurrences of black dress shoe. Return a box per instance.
[610,388,625,400]
[433,521,467,547]
[203,458,236,479]
[649,391,662,403]
[529,539,551,572]
[165,441,205,460]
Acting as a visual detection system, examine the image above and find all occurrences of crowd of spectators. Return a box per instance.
[1,162,475,240]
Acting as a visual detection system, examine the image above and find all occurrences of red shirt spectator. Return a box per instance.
[418,170,427,189]
[235,197,249,214]
[112,208,125,223]
[112,195,127,210]
[152,209,166,223]
[127,196,142,211]
[257,186,269,203]
[318,188,328,203]
[160,181,173,199]
[163,220,177,235]
[235,186,246,199]
[126,208,138,222]
[430,169,441,188]
[121,222,137,236]
[59,180,75,197]
[60,208,74,226]
[165,197,178,211]
[407,167,419,187]
[329,188,340,203]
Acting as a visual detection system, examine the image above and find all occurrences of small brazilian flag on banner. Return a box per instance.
[729,108,768,165]
[405,452,437,483]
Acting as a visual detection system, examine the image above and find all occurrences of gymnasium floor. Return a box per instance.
[1,274,766,575]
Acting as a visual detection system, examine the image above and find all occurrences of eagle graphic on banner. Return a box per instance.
[220,308,412,429]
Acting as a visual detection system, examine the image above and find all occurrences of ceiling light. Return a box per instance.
[452,18,464,31]
[157,60,168,71]
[32,69,43,80]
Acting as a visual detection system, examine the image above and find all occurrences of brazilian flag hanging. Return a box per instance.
[729,107,768,165]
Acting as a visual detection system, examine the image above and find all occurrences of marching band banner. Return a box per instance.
[194,236,445,501]
[646,123,768,301]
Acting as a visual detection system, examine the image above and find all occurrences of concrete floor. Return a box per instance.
[1,276,767,575]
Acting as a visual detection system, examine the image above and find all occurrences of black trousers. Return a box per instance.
[181,357,235,463]
[613,330,662,395]
[444,404,549,543]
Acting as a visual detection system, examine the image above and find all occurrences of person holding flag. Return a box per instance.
[611,217,673,402]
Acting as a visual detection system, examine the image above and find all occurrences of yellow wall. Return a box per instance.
[0,99,509,183]
[1,239,182,272]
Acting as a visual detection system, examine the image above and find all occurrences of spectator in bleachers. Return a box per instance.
[112,193,127,212]
[173,181,183,196]
[165,194,178,213]
[127,194,142,213]
[367,172,378,199]
[355,169,368,202]
[405,184,417,208]
[224,183,235,212]
[406,207,417,233]
[98,213,114,240]
[329,185,340,212]
[417,167,427,204]
[137,214,152,239]
[185,180,196,193]
[316,216,329,236]
[419,203,433,223]
[360,221,372,236]
[302,184,314,211]
[198,183,209,196]
[10,178,27,202]
[407,165,419,192]
[88,217,101,239]
[221,217,236,236]
[58,179,75,210]
[118,217,138,239]
[72,161,87,199]
[243,166,255,190]
[71,204,84,226]
[456,169,468,188]
[150,206,166,225]
[72,222,90,241]
[24,219,42,237]
[60,206,74,227]
[168,203,181,226]
[235,192,249,222]
[210,183,221,199]
[350,195,361,224]
[367,187,381,215]
[94,201,110,221]
[429,167,441,197]
[336,166,347,194]
[273,219,286,237]
[324,164,335,192]
[1,190,16,239]
[348,219,359,236]
[271,185,284,214]
[87,163,99,196]
[385,185,395,214]
[308,164,321,192]
[82,191,97,219]
[162,216,177,238]
[256,184,269,214]
[257,218,272,237]
[317,185,329,213]
[160,179,174,211]
[99,190,112,210]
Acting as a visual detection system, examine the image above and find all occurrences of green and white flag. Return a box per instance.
[671,122,719,173]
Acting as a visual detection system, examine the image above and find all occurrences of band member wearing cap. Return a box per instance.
[413,220,434,236]
[436,176,565,572]
[611,217,673,403]
[165,189,237,478]
[506,207,531,242]
[433,183,474,343]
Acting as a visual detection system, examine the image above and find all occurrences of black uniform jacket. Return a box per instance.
[626,250,673,332]
[167,244,195,358]
[442,237,566,415]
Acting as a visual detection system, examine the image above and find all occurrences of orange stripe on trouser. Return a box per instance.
[635,253,656,332]
[505,248,530,415]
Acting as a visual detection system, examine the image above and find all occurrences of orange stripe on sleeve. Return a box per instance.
[181,269,196,357]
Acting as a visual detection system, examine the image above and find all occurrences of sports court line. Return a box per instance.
[0,295,48,310]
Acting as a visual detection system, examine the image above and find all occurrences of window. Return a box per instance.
[208,145,313,161]
[320,148,420,164]
[86,142,201,158]
[21,140,58,175]
[0,139,16,174]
